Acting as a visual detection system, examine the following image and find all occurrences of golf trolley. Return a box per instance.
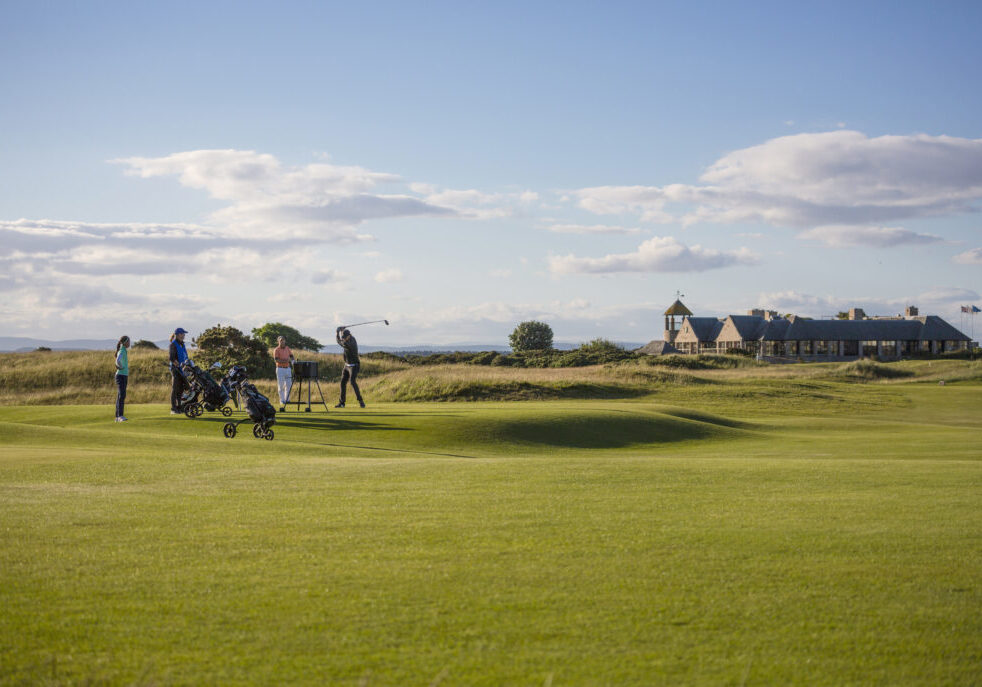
[221,365,277,441]
[177,360,234,418]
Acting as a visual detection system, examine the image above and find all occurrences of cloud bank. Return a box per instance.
[574,131,982,233]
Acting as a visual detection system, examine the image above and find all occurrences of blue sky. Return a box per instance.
[2,1,980,345]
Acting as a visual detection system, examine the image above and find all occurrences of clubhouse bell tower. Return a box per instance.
[663,295,692,345]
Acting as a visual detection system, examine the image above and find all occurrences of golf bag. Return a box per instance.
[178,360,233,418]
[222,365,277,440]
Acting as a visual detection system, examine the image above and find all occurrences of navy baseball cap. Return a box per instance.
[175,327,188,334]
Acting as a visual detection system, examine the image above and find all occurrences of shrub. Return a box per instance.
[131,339,159,350]
[509,321,554,352]
[251,322,322,352]
[469,351,500,365]
[34,346,52,352]
[194,325,272,377]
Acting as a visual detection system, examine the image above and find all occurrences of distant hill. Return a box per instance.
[0,337,646,354]
[0,337,133,352]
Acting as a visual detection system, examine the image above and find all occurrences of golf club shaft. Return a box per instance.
[340,319,389,328]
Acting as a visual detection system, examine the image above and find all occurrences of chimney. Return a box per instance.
[848,308,866,320]
[904,305,919,318]
[747,309,765,317]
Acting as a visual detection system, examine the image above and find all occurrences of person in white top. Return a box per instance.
[272,336,294,411]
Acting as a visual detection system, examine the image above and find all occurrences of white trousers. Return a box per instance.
[276,367,293,405]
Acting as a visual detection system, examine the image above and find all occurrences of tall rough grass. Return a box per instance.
[0,351,978,406]
[0,350,409,406]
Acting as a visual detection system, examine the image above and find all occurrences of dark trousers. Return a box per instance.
[170,367,188,411]
[115,373,128,417]
[340,364,362,403]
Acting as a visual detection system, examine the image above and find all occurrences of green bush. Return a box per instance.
[509,321,554,352]
[251,322,322,352]
[193,325,272,378]
[469,351,500,365]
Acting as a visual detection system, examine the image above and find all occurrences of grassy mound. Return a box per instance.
[828,359,917,381]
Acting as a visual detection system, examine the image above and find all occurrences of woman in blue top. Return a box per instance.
[114,335,130,422]
[169,327,190,414]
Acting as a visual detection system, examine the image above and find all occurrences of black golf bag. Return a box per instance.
[222,365,277,440]
[179,360,232,418]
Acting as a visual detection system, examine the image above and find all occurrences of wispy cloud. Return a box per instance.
[546,223,641,235]
[797,224,946,248]
[374,269,404,283]
[548,236,757,274]
[410,183,539,219]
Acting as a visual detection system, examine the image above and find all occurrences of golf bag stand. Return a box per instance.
[291,361,330,412]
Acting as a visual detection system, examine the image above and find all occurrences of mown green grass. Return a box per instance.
[1,382,980,685]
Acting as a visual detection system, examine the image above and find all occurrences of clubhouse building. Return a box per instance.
[651,299,972,360]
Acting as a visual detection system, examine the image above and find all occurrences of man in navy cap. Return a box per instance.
[169,327,190,414]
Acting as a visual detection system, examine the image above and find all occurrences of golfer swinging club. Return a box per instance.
[335,327,365,408]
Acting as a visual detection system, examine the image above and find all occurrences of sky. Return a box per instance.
[1,0,981,346]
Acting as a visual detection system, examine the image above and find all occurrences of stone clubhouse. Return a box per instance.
[639,299,973,361]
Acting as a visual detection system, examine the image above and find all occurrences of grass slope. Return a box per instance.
[0,384,980,685]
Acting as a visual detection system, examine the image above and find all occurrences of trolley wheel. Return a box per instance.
[264,429,274,441]
[194,404,204,417]
[184,405,195,418]
[221,406,232,417]
[223,422,236,438]
[252,424,264,439]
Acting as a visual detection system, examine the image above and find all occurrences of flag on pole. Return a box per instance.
[972,305,981,313]
[962,305,972,313]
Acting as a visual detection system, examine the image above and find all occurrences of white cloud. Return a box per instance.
[374,269,404,283]
[798,225,946,248]
[953,248,982,265]
[114,150,457,241]
[574,131,982,230]
[546,223,641,235]
[548,236,758,274]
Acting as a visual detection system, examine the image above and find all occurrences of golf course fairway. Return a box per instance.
[1,385,980,685]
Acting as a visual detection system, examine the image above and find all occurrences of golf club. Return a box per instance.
[338,319,389,329]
